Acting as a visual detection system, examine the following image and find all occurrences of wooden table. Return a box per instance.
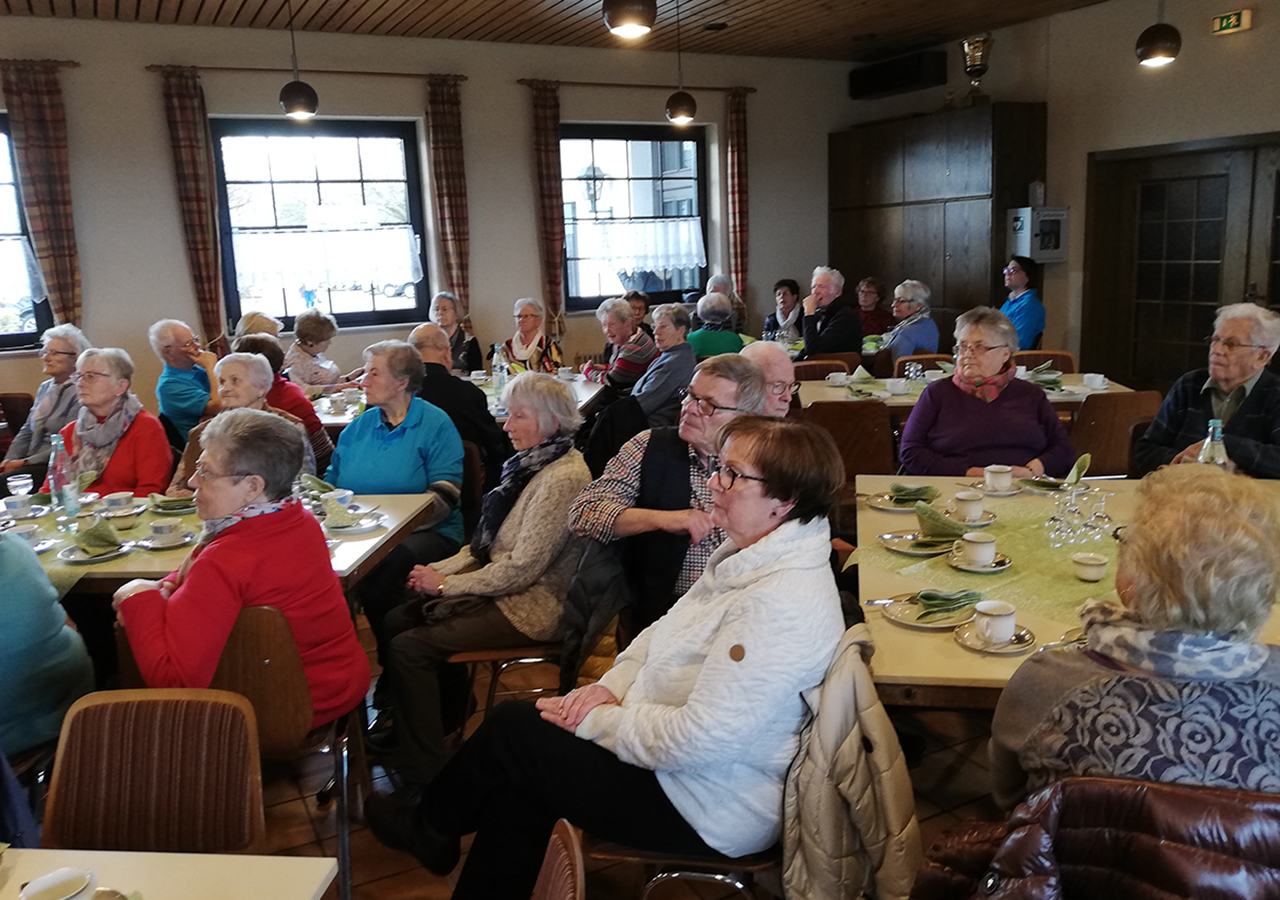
[29,494,432,596]
[798,372,1134,414]
[0,848,335,900]
[853,474,1280,709]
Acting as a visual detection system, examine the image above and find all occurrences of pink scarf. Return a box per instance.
[952,363,1017,403]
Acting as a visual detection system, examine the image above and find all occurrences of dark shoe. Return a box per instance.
[364,791,461,875]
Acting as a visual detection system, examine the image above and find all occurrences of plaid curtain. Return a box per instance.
[0,60,82,327]
[527,80,565,337]
[726,88,750,310]
[160,68,226,354]
[425,75,472,330]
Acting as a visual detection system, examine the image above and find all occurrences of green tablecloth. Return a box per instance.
[853,489,1120,625]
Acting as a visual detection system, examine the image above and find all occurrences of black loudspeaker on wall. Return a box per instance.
[848,51,948,100]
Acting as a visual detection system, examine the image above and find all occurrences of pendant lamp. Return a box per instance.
[1136,0,1181,67]
[665,0,696,125]
[603,0,656,38]
[279,0,318,119]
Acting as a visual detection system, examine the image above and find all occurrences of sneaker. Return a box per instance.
[364,791,461,875]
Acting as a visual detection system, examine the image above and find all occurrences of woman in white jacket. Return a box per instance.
[364,415,847,899]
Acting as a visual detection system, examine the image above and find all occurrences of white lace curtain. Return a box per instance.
[572,216,706,274]
[228,224,422,292]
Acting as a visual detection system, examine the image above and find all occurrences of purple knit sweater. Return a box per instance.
[899,377,1075,477]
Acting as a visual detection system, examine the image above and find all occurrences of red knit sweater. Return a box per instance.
[267,375,323,435]
[119,503,370,728]
[42,411,172,496]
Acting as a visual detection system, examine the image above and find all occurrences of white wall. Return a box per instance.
[0,16,857,404]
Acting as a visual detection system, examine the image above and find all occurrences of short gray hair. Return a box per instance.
[1217,303,1280,354]
[706,273,735,296]
[148,319,191,356]
[695,353,767,415]
[215,352,274,393]
[429,292,458,321]
[514,297,545,318]
[363,340,424,396]
[79,347,134,383]
[234,311,283,338]
[652,303,690,333]
[955,306,1018,353]
[812,266,845,291]
[595,298,635,326]
[201,407,304,501]
[42,323,91,355]
[501,372,582,438]
[894,280,932,309]
[696,292,734,325]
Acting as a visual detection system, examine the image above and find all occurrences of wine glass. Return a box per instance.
[7,473,33,496]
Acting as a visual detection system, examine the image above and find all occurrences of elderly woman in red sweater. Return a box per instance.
[112,407,368,729]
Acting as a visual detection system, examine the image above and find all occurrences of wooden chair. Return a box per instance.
[446,645,562,716]
[1129,416,1156,479]
[808,351,862,372]
[42,689,265,854]
[1068,391,1164,476]
[581,834,779,899]
[0,392,35,434]
[797,400,895,529]
[794,359,848,381]
[460,439,485,541]
[892,353,953,378]
[531,819,586,900]
[1013,350,1078,374]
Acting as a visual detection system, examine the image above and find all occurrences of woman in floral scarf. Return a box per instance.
[990,465,1280,809]
[899,306,1074,477]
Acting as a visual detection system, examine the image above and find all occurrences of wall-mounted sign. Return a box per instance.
[1211,10,1252,34]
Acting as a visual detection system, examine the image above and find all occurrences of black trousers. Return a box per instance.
[421,700,719,900]
[357,529,460,670]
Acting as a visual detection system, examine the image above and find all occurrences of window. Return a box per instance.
[211,119,428,330]
[0,114,53,350]
[561,124,708,313]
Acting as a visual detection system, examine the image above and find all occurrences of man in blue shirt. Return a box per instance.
[148,319,220,446]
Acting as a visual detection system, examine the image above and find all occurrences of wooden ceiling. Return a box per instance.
[0,0,1107,61]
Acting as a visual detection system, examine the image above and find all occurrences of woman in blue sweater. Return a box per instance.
[999,256,1045,351]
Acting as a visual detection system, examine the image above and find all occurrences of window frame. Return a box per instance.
[559,122,709,314]
[209,117,430,332]
[0,113,55,351]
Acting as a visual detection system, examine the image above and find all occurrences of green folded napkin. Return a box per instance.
[850,365,874,382]
[915,588,985,621]
[322,497,361,527]
[75,514,124,557]
[31,492,51,506]
[301,474,336,494]
[889,483,941,504]
[936,361,955,374]
[1017,476,1065,491]
[149,493,193,508]
[915,501,969,537]
[1065,452,1092,485]
[1031,377,1063,392]
[1029,359,1055,374]
[863,334,884,345]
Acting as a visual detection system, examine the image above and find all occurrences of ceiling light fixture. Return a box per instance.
[279,0,318,119]
[665,0,696,125]
[1136,0,1182,67]
[603,0,656,38]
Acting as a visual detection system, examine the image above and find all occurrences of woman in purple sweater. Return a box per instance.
[900,307,1074,477]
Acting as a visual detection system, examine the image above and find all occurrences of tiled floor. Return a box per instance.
[259,618,1002,899]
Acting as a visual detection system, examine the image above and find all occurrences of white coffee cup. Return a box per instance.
[104,491,135,511]
[4,494,33,516]
[470,369,487,381]
[824,372,850,386]
[1071,552,1109,582]
[974,599,1017,644]
[884,378,909,395]
[8,523,38,542]
[1015,365,1028,379]
[925,369,947,382]
[953,490,985,523]
[107,511,139,531]
[558,366,574,379]
[150,519,184,546]
[342,388,362,406]
[958,532,997,567]
[328,394,347,413]
[1082,373,1108,390]
[984,464,1013,491]
[322,489,355,508]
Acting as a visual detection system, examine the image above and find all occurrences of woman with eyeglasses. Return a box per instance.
[112,408,369,730]
[899,307,1073,477]
[1,324,90,495]
[40,347,172,497]
[496,297,564,374]
[881,280,940,365]
[364,416,849,900]
[999,256,1045,351]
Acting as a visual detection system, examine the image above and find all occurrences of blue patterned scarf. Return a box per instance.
[199,497,294,545]
[470,436,572,565]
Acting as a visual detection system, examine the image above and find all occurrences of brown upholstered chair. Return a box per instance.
[0,392,35,434]
[1012,350,1078,374]
[893,354,954,378]
[797,399,895,526]
[42,689,265,854]
[1067,391,1164,476]
[531,819,587,900]
[794,359,849,381]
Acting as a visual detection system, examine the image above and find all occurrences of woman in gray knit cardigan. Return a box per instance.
[371,372,591,785]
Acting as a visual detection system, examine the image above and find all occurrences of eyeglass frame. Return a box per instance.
[1204,334,1267,352]
[192,459,250,481]
[679,388,740,417]
[955,341,1009,356]
[164,337,201,351]
[766,380,801,396]
[711,461,768,491]
[41,348,78,358]
[70,370,115,384]
[1003,266,1025,275]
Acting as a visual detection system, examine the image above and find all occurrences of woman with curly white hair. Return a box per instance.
[990,464,1280,810]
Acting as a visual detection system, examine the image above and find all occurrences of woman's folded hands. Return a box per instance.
[537,683,619,732]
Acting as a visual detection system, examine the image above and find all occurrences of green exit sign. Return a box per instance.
[1211,9,1252,34]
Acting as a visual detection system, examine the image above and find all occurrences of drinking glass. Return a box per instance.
[7,473,33,496]
[904,362,924,381]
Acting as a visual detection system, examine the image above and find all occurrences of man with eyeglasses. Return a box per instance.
[740,340,799,417]
[1135,303,1280,478]
[148,318,221,448]
[569,354,771,634]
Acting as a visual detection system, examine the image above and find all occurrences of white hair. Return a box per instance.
[706,274,735,295]
[41,323,91,355]
[1217,303,1280,354]
[147,319,191,356]
[214,352,274,393]
[812,266,846,291]
[501,372,582,437]
[595,298,635,325]
[429,292,458,321]
[514,297,545,318]
[696,292,734,325]
[79,347,135,383]
[895,279,932,309]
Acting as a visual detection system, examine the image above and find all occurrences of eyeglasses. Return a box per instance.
[193,460,248,481]
[41,348,78,358]
[767,380,801,396]
[1112,525,1127,542]
[679,388,739,416]
[165,338,200,350]
[514,314,541,321]
[70,371,112,384]
[711,462,767,490]
[1003,266,1025,275]
[955,342,1008,356]
[890,298,912,305]
[1205,335,1265,352]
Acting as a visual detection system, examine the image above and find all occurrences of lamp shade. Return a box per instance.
[665,90,696,125]
[1136,22,1181,66]
[603,0,656,37]
[279,80,319,119]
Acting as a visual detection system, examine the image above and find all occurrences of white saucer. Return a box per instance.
[947,550,1012,574]
[881,593,977,630]
[954,621,1036,655]
[2,504,51,521]
[57,541,136,564]
[876,532,956,557]
[324,511,387,535]
[943,508,997,527]
[138,532,197,551]
[33,538,57,554]
[964,480,1021,498]
[864,493,929,513]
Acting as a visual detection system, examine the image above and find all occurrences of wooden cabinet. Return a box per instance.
[829,102,1046,351]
